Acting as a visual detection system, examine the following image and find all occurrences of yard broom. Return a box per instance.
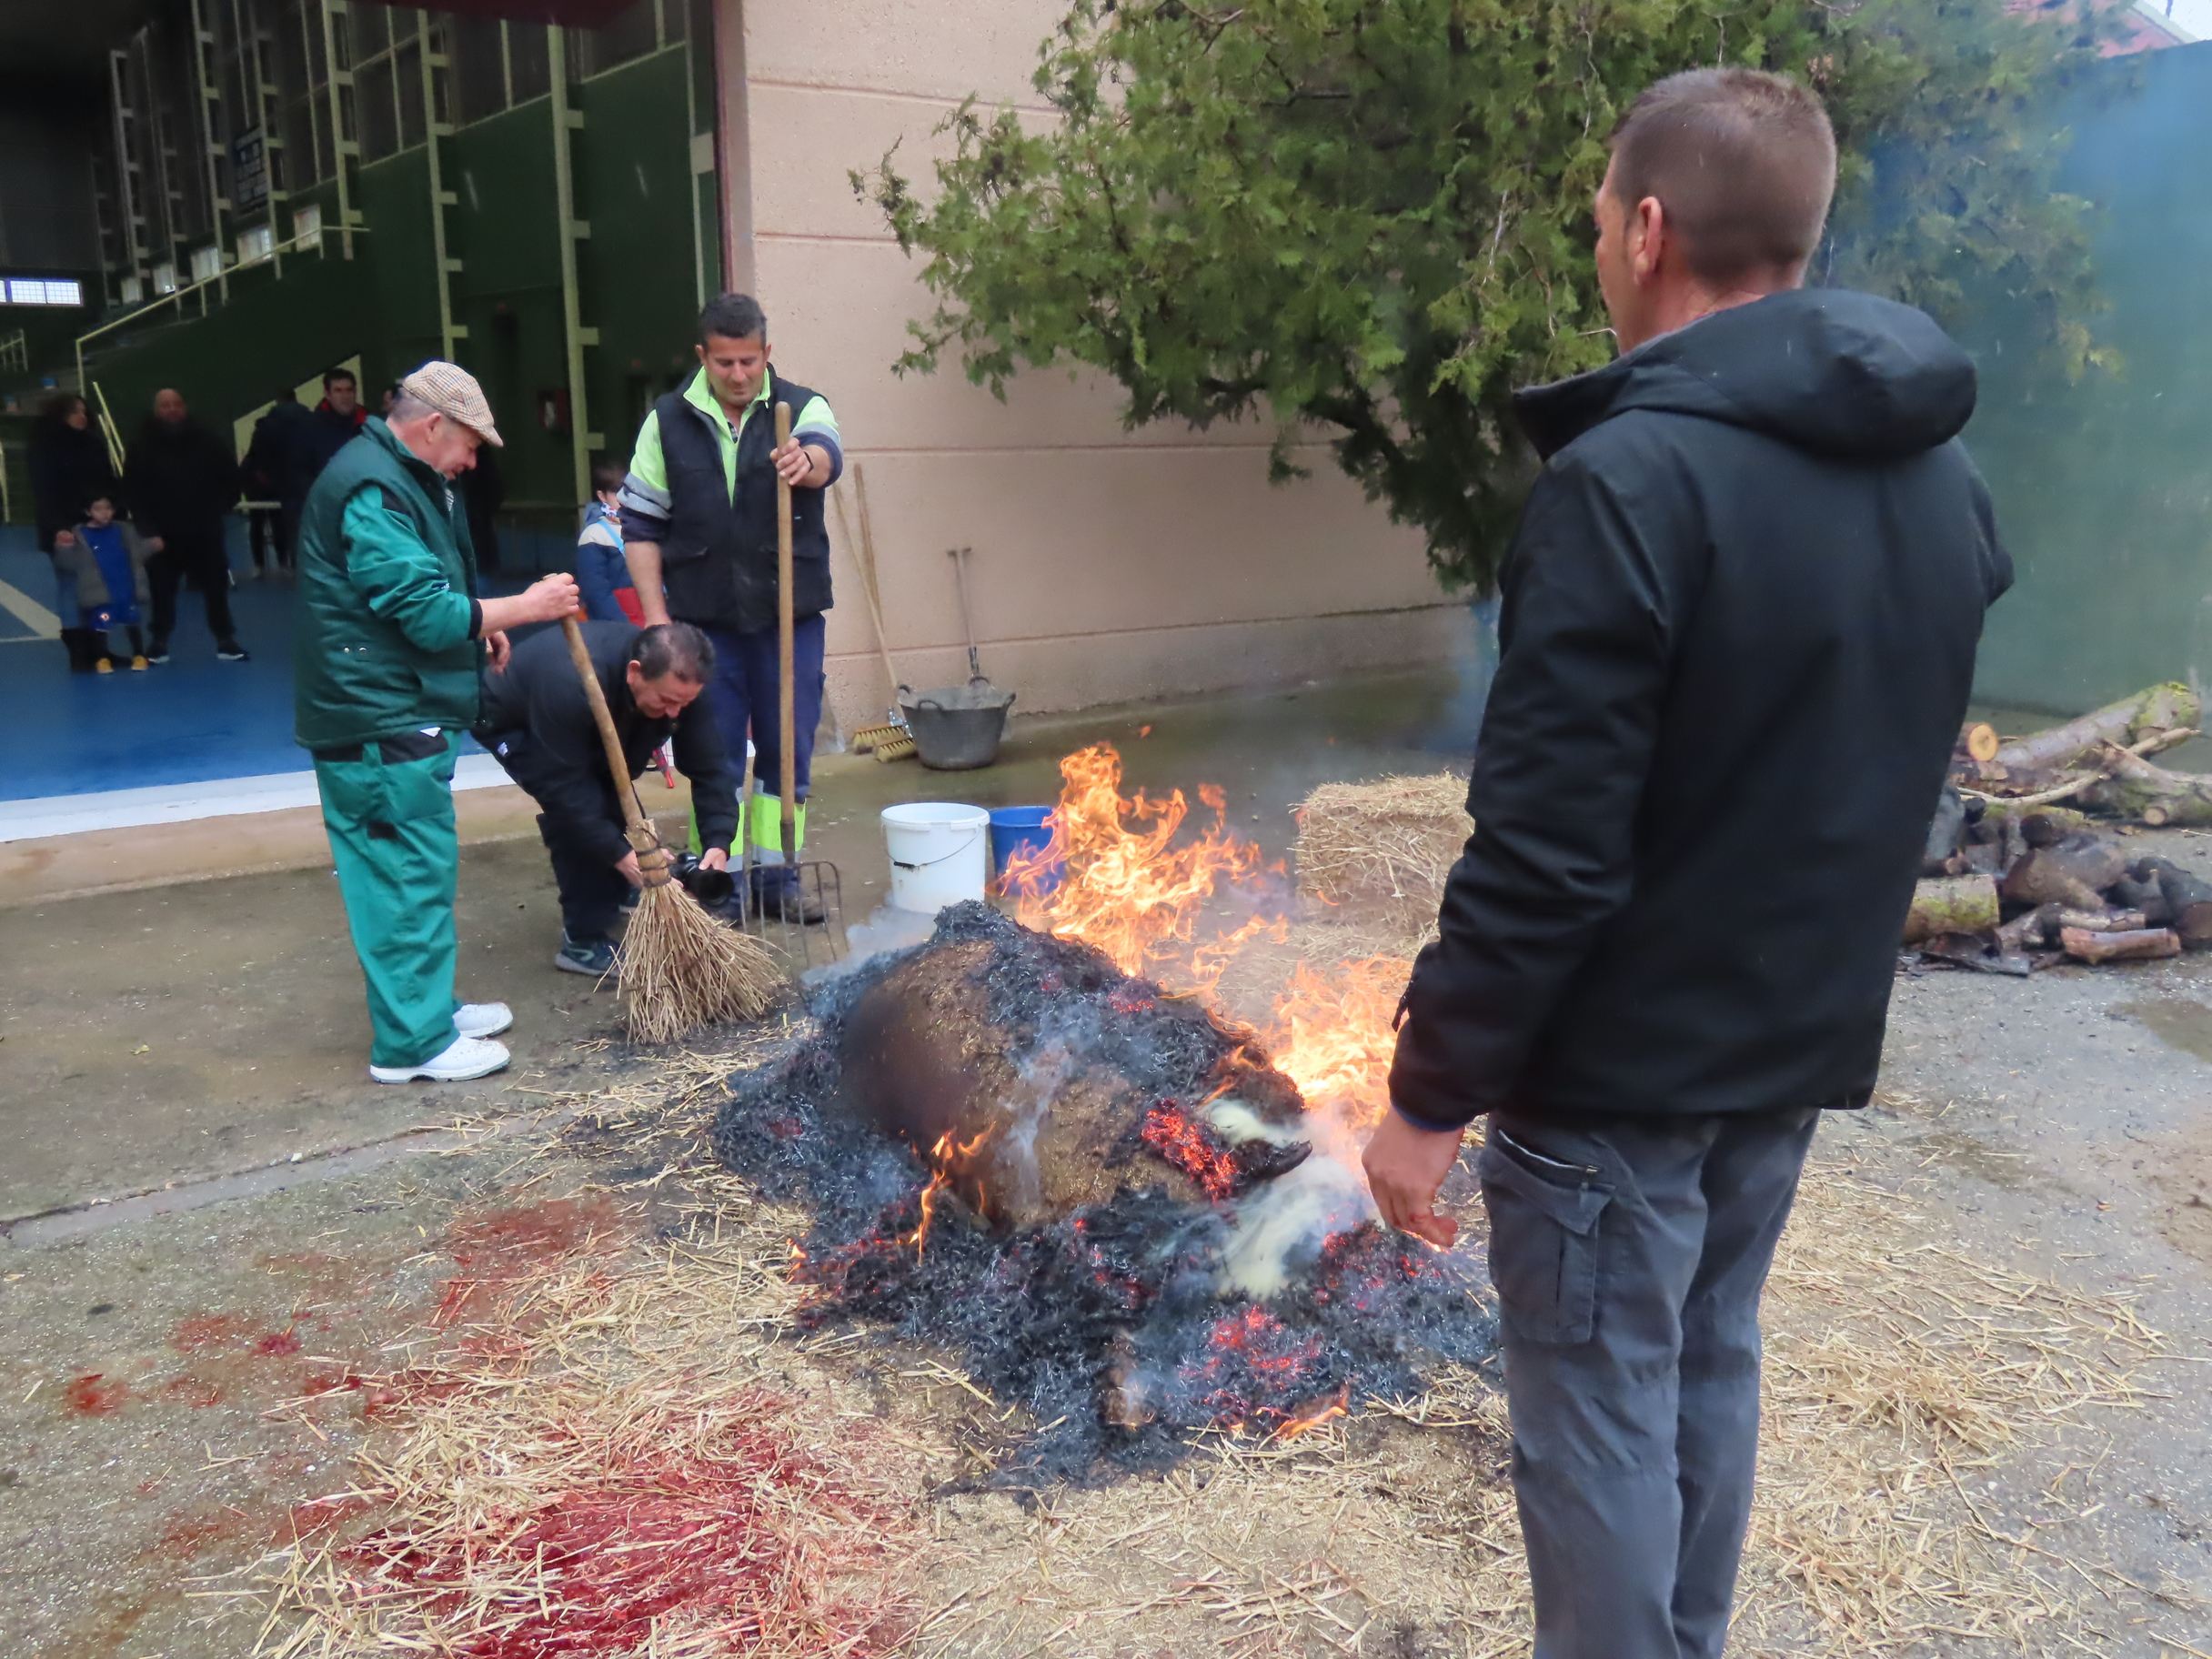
[558,615,783,1042]
[840,462,914,761]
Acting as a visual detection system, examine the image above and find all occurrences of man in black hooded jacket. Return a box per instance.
[124,387,248,662]
[1362,69,2011,1659]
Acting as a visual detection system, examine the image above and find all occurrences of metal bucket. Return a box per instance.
[901,683,1015,770]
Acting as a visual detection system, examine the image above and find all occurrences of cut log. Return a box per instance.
[1903,875,1999,945]
[2058,926,2182,965]
[1999,837,2129,910]
[1921,784,1969,878]
[2053,908,2147,933]
[2129,857,2212,949]
[2109,874,2171,925]
[1996,903,2062,954]
[1987,684,2200,778]
[1974,801,2092,840]
[1959,722,2001,765]
[2081,754,2212,829]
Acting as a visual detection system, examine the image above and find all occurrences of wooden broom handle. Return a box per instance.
[776,401,797,861]
[560,615,662,862]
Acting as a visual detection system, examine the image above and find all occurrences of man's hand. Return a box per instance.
[478,573,580,639]
[146,536,166,554]
[697,848,729,872]
[616,850,645,889]
[1362,1109,1468,1249]
[485,629,512,671]
[520,572,580,622]
[770,438,824,488]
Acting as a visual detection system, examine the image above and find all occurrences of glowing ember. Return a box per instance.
[1140,1101,1239,1200]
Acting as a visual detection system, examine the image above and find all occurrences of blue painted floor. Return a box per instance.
[0,528,542,803]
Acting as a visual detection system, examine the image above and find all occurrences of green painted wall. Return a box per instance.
[1964,44,2212,714]
[82,46,707,511]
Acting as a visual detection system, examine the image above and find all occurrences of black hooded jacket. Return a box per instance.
[1389,289,2012,1130]
[124,417,241,546]
[476,621,739,869]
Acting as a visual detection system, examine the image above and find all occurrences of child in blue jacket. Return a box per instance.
[576,463,642,625]
[55,494,153,671]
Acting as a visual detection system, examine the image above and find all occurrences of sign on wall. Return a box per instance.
[232,129,269,214]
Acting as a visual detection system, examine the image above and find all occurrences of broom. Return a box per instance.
[840,462,914,762]
[558,615,783,1042]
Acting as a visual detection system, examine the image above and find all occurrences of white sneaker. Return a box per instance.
[454,1001,514,1040]
[369,1034,510,1084]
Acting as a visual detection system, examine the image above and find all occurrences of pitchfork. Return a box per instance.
[739,400,845,967]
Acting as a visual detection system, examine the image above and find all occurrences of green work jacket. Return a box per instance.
[293,417,484,751]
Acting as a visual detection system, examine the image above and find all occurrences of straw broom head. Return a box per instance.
[618,850,784,1044]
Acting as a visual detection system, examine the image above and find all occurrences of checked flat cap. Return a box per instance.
[398,360,505,447]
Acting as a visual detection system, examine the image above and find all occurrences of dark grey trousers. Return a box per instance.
[1479,1105,1820,1659]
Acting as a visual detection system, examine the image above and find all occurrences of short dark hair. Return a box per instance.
[632,621,715,685]
[697,292,766,346]
[86,490,114,508]
[274,387,297,404]
[590,460,624,497]
[324,367,357,390]
[1608,68,1836,287]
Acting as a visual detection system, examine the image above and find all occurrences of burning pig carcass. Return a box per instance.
[712,901,1495,1473]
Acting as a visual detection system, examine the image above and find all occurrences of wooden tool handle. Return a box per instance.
[561,615,664,867]
[776,402,798,861]
[850,461,902,694]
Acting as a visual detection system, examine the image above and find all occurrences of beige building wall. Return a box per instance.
[719,0,1464,729]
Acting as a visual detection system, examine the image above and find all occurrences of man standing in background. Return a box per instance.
[618,293,844,922]
[124,387,248,664]
[1363,69,2011,1659]
[305,367,370,479]
[294,361,578,1085]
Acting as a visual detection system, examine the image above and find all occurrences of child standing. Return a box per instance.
[576,462,644,624]
[56,494,153,671]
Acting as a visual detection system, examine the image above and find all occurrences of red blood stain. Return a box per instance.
[159,1374,226,1409]
[136,1478,164,1496]
[255,1328,304,1357]
[169,1312,254,1353]
[298,1370,367,1399]
[147,1510,243,1561]
[431,1197,624,1332]
[65,1373,128,1416]
[444,1196,620,1270]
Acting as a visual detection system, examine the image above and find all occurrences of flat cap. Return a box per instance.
[398,360,504,448]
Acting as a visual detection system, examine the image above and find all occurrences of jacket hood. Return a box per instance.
[1515,289,1977,464]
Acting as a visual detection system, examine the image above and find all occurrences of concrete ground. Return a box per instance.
[3,669,2210,1656]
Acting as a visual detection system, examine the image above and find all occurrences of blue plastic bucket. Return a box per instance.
[989,806,1063,897]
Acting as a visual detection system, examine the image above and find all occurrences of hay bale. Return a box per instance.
[1293,773,1469,922]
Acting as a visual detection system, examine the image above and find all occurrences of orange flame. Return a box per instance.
[1000,746,1287,995]
[1273,1384,1351,1443]
[1003,743,1412,1134]
[906,1127,995,1259]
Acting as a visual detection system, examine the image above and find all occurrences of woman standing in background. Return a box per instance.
[26,393,119,672]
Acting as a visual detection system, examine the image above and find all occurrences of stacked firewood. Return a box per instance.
[1911,683,2212,973]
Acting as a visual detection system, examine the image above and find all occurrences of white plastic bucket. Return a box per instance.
[881,801,990,915]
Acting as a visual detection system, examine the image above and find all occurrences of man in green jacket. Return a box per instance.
[295,362,578,1083]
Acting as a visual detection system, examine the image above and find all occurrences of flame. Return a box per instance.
[1260,956,1409,1133]
[1006,742,1412,1135]
[1001,745,1286,994]
[905,1127,995,1259]
[1273,1384,1351,1443]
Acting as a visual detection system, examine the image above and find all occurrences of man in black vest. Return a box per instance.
[618,293,842,922]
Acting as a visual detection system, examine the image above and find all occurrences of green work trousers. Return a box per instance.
[314,731,461,1069]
